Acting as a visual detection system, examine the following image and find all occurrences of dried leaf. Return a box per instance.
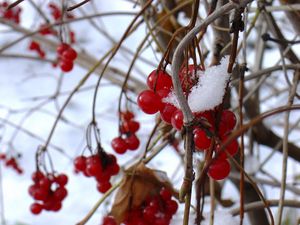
[110,162,175,224]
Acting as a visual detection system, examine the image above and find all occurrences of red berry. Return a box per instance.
[56,43,69,55]
[95,170,110,183]
[160,103,177,124]
[122,120,140,133]
[29,41,40,51]
[195,111,215,128]
[143,206,157,221]
[156,89,170,99]
[165,199,178,215]
[221,136,239,157]
[154,217,170,225]
[147,70,172,91]
[102,216,117,225]
[208,158,231,180]
[221,110,236,130]
[53,187,68,201]
[171,109,183,130]
[137,90,162,114]
[107,163,120,176]
[121,111,135,121]
[97,181,112,193]
[38,177,51,190]
[0,153,6,160]
[51,201,62,212]
[111,137,128,154]
[125,134,140,150]
[62,48,77,61]
[74,156,87,171]
[30,203,43,215]
[43,198,56,211]
[60,59,73,72]
[56,173,68,186]
[193,128,211,150]
[159,187,172,201]
[32,171,44,182]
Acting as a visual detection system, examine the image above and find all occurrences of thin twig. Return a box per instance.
[276,70,300,225]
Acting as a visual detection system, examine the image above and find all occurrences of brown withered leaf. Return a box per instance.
[110,162,175,224]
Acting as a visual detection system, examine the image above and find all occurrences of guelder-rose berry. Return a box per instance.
[221,110,237,130]
[74,156,87,171]
[137,90,162,114]
[125,134,140,150]
[30,203,43,215]
[62,48,77,61]
[59,60,73,72]
[193,128,211,150]
[171,109,183,130]
[102,216,117,225]
[160,104,177,124]
[97,181,112,193]
[208,158,231,180]
[111,137,128,154]
[147,70,172,91]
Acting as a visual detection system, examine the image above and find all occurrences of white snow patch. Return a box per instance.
[165,56,231,112]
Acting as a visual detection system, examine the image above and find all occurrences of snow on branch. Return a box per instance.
[165,55,231,112]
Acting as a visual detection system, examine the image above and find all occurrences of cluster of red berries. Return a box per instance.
[28,171,68,215]
[74,152,119,193]
[56,43,77,72]
[48,2,74,21]
[137,67,200,124]
[28,41,45,58]
[111,111,140,154]
[138,66,238,180]
[192,109,238,180]
[27,2,76,59]
[102,187,178,225]
[47,2,76,43]
[0,1,21,24]
[0,153,23,174]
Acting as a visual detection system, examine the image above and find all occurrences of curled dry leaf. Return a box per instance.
[109,162,176,224]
